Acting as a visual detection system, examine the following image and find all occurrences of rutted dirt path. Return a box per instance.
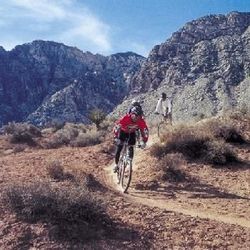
[104,163,250,228]
[103,130,250,229]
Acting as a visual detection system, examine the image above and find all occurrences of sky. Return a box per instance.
[0,0,249,56]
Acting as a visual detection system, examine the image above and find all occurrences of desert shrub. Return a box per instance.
[44,127,78,148]
[10,131,35,145]
[50,119,65,132]
[159,154,188,182]
[44,124,92,149]
[44,132,69,149]
[70,131,103,147]
[160,125,212,159]
[215,124,245,143]
[63,123,80,137]
[76,123,87,133]
[3,122,17,134]
[4,122,41,137]
[226,107,250,120]
[46,160,65,180]
[26,124,42,137]
[203,140,239,166]
[150,143,166,159]
[3,122,41,145]
[152,123,239,166]
[2,181,108,225]
[89,108,106,130]
[13,145,26,153]
[203,119,246,144]
[98,118,114,132]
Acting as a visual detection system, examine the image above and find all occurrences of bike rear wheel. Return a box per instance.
[121,159,132,193]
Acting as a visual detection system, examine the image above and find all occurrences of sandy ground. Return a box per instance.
[0,132,249,249]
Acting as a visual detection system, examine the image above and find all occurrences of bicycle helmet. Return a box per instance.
[131,106,143,116]
[131,99,140,107]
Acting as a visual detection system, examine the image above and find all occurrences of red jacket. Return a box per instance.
[113,114,149,143]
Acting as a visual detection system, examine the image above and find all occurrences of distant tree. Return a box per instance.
[89,108,106,130]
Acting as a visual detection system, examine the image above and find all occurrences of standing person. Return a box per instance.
[113,106,149,173]
[155,92,172,125]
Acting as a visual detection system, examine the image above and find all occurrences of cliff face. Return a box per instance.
[126,12,250,122]
[0,41,144,125]
[1,12,250,126]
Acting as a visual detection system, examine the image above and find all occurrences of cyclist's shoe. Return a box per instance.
[113,164,119,173]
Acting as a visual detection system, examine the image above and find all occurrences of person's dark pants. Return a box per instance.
[115,130,136,164]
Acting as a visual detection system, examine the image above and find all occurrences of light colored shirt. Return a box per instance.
[155,98,172,116]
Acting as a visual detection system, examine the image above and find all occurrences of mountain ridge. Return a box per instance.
[1,11,250,126]
[0,40,145,126]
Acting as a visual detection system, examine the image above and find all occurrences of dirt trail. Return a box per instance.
[104,136,250,229]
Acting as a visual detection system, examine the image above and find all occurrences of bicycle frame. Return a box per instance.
[157,114,172,137]
[116,138,133,193]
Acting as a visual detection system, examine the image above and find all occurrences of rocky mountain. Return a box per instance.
[114,11,250,123]
[0,41,144,126]
[1,11,249,126]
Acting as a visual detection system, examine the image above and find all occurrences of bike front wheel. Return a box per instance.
[121,159,132,193]
[116,161,123,184]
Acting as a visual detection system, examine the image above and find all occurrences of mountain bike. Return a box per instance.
[116,138,142,193]
[157,113,172,138]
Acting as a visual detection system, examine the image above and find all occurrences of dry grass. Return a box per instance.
[150,121,240,166]
[2,180,112,240]
[70,131,103,147]
[44,123,104,149]
[203,140,238,166]
[46,160,65,181]
[158,154,188,182]
[3,122,41,145]
[201,118,246,144]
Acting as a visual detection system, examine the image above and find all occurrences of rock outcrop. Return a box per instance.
[126,11,250,122]
[0,41,144,125]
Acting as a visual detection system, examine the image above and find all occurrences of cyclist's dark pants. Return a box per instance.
[115,130,136,164]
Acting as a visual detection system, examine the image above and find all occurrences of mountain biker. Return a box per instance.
[155,92,172,124]
[113,106,149,173]
[128,99,144,141]
[128,99,144,116]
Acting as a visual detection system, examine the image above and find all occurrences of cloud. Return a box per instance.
[60,11,111,52]
[0,39,25,51]
[9,0,67,20]
[0,0,112,53]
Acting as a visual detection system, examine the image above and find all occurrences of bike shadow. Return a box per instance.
[129,176,249,201]
[167,181,250,200]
